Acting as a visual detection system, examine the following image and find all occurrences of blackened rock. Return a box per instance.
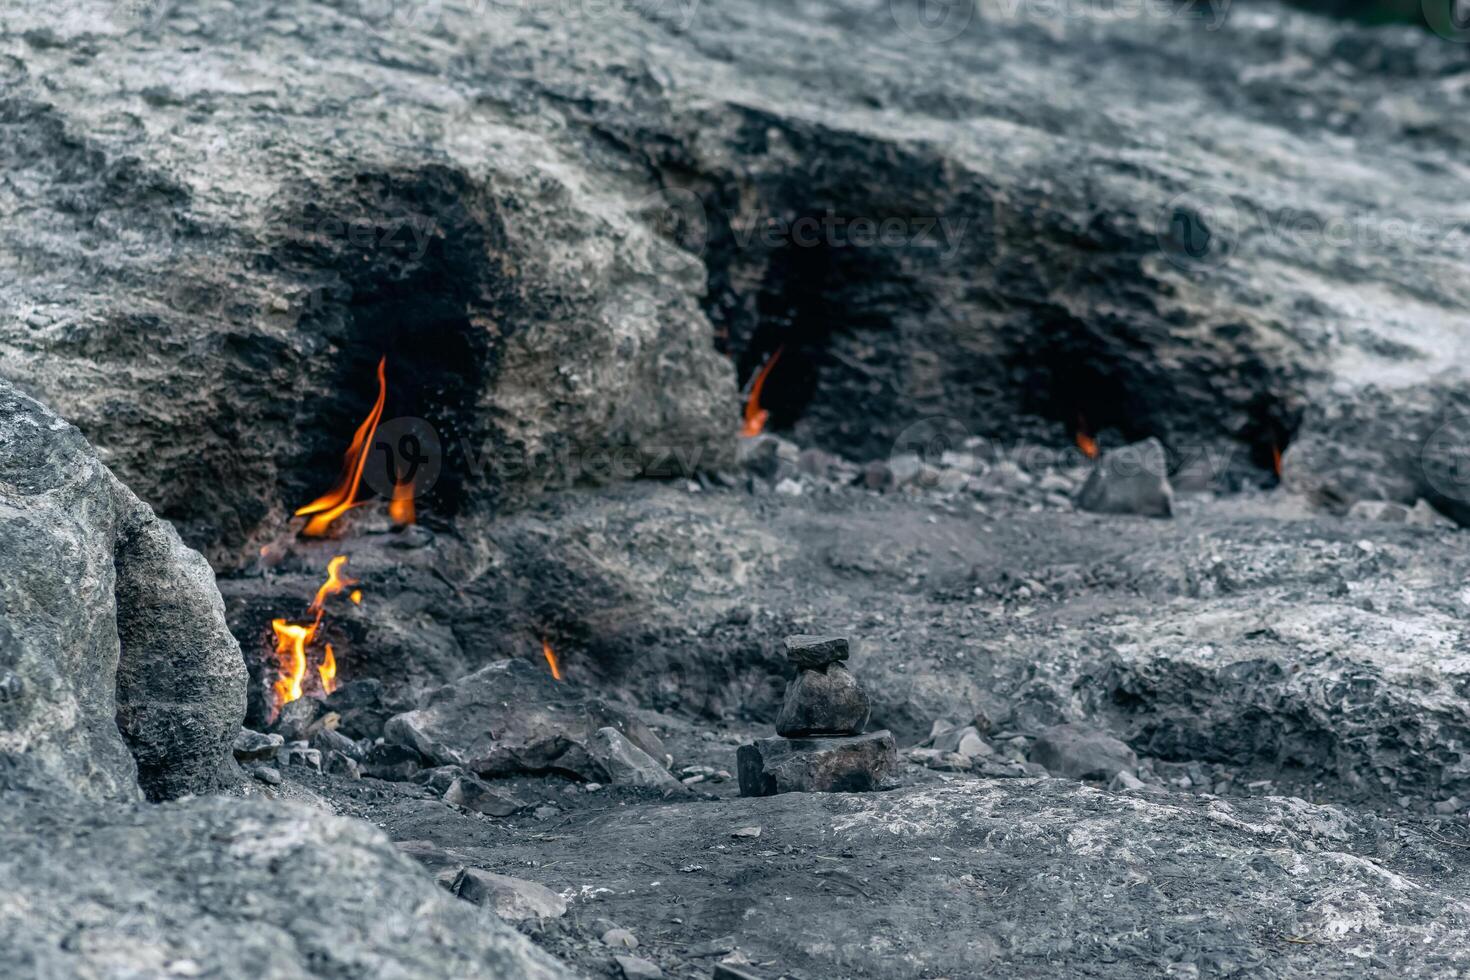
[416,765,474,795]
[783,635,850,670]
[232,729,282,762]
[309,726,361,760]
[1076,438,1173,519]
[451,868,568,921]
[737,732,898,797]
[1028,724,1138,782]
[586,728,687,794]
[585,699,667,764]
[323,679,399,740]
[271,697,325,743]
[323,750,361,779]
[444,776,528,817]
[359,742,423,782]
[774,663,870,737]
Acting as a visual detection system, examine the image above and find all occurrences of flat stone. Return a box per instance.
[1029,724,1138,782]
[231,729,282,762]
[1348,499,1411,523]
[737,731,898,797]
[782,635,850,669]
[444,776,527,817]
[602,928,639,948]
[451,868,567,921]
[1076,438,1173,519]
[774,663,870,737]
[270,697,325,742]
[322,750,360,780]
[614,954,663,979]
[586,728,687,794]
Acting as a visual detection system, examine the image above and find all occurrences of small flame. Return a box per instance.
[741,346,784,438]
[296,357,388,537]
[309,555,356,616]
[271,619,314,707]
[318,643,338,694]
[1075,414,1099,460]
[1271,442,1283,478]
[349,589,362,605]
[388,473,416,526]
[541,640,562,681]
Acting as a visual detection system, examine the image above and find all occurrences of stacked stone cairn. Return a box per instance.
[737,635,898,796]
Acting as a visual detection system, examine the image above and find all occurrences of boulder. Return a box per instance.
[737,732,898,797]
[451,868,568,922]
[1076,439,1174,519]
[774,664,871,737]
[586,728,686,794]
[0,379,244,802]
[1028,724,1139,782]
[0,794,572,979]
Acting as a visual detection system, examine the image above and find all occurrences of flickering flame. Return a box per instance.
[272,619,313,707]
[1271,442,1283,478]
[1075,414,1098,460]
[542,640,562,681]
[388,473,416,526]
[295,357,388,536]
[349,589,362,605]
[319,643,338,694]
[741,346,784,438]
[309,555,356,615]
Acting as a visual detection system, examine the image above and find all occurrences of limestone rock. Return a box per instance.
[1076,439,1174,519]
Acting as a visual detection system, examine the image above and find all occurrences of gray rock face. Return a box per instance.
[737,731,898,797]
[774,664,870,737]
[587,727,686,794]
[0,379,244,802]
[1029,724,1139,782]
[0,794,571,979]
[783,635,850,670]
[385,659,656,780]
[1076,439,1174,519]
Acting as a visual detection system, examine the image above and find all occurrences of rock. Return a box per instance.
[322,679,399,741]
[231,730,282,763]
[1348,500,1411,523]
[279,743,322,771]
[586,728,687,794]
[1110,770,1147,792]
[932,725,992,760]
[444,776,528,817]
[451,868,568,922]
[737,732,898,797]
[270,697,326,743]
[1076,439,1174,519]
[322,750,361,780]
[1029,724,1139,782]
[0,794,572,979]
[601,928,639,949]
[1409,500,1456,529]
[711,966,764,980]
[774,664,870,737]
[249,766,283,787]
[308,726,361,760]
[783,635,850,670]
[614,954,663,979]
[862,461,895,492]
[384,659,652,781]
[0,379,245,803]
[737,434,799,482]
[358,742,423,782]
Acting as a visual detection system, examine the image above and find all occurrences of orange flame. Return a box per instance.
[319,643,338,694]
[296,357,388,536]
[741,347,784,438]
[541,640,562,681]
[309,555,356,616]
[388,473,416,526]
[1075,414,1099,460]
[349,589,362,605]
[1271,442,1283,478]
[271,619,314,707]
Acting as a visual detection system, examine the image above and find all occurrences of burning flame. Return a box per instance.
[271,556,358,714]
[319,643,338,694]
[271,620,313,707]
[741,346,784,438]
[295,357,388,537]
[1075,414,1099,460]
[389,473,416,526]
[1271,442,1283,478]
[541,640,562,681]
[349,589,362,605]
